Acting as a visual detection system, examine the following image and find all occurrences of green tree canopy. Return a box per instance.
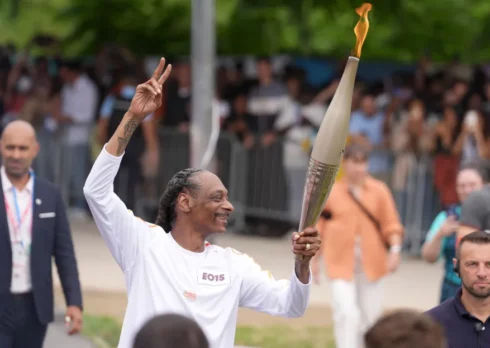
[1,0,490,63]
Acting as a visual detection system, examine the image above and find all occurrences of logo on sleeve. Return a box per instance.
[183,291,197,301]
[197,269,231,286]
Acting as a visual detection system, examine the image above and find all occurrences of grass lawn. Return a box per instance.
[83,315,122,348]
[83,315,336,348]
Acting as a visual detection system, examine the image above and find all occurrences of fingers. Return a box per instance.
[138,84,159,96]
[294,236,319,246]
[158,63,173,85]
[292,232,300,242]
[151,57,172,86]
[148,78,162,95]
[68,316,83,335]
[292,229,321,257]
[292,239,320,251]
[152,57,166,80]
[293,244,320,253]
[291,228,318,241]
[68,322,81,335]
[300,227,319,237]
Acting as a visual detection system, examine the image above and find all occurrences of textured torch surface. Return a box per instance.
[298,158,340,233]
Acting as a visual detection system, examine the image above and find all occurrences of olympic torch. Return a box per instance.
[296,3,372,260]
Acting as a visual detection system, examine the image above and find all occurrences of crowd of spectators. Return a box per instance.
[1,40,489,244]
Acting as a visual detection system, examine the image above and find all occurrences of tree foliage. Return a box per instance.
[2,0,490,63]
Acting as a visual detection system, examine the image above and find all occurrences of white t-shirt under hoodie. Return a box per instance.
[83,146,311,348]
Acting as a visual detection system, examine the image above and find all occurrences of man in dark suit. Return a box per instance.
[0,120,83,347]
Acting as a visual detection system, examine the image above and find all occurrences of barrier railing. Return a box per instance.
[134,128,249,231]
[28,126,442,255]
[394,153,440,255]
[134,130,441,252]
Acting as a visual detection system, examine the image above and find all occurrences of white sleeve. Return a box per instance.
[238,254,311,318]
[83,145,159,272]
[274,98,297,131]
[71,82,98,124]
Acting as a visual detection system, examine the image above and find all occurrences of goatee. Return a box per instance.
[464,283,490,299]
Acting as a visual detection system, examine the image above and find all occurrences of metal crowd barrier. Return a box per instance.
[33,126,94,209]
[395,153,440,256]
[133,130,442,248]
[29,125,441,255]
[134,128,249,232]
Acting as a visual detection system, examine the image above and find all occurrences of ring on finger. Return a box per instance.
[306,243,311,251]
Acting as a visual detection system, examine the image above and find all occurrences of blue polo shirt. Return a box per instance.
[425,288,490,347]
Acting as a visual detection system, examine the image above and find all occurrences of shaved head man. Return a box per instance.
[0,120,39,184]
[0,120,83,348]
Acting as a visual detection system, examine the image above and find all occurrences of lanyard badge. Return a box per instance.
[4,171,35,251]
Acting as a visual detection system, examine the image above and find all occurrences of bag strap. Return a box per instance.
[347,189,386,245]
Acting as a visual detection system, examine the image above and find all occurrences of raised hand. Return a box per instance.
[106,57,172,156]
[128,57,172,120]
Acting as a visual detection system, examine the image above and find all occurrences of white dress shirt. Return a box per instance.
[83,146,311,348]
[1,166,34,293]
[61,74,98,146]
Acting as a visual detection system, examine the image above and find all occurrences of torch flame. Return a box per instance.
[352,3,372,59]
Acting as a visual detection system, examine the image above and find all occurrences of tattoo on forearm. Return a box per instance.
[116,119,140,155]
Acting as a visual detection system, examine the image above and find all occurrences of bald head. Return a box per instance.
[1,120,39,179]
[1,120,37,142]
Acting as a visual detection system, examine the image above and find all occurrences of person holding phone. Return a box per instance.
[452,110,488,162]
[422,161,486,303]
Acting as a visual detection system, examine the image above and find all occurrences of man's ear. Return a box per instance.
[177,192,192,213]
[453,258,459,275]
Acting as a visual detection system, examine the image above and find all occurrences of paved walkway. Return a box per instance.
[44,313,95,348]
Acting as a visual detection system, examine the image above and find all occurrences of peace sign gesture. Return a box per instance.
[129,57,172,119]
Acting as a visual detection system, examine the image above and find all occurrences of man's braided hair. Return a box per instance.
[155,168,203,232]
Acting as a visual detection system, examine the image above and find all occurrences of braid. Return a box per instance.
[155,168,203,232]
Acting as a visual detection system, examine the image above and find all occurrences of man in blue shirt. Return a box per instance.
[348,93,390,183]
[425,230,490,348]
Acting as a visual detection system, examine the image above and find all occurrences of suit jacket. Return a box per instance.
[0,175,83,324]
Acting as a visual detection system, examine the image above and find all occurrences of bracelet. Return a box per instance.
[389,245,402,253]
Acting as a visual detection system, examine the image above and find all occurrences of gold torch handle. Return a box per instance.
[295,159,340,261]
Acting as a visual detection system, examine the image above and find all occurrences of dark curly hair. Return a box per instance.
[155,168,203,232]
